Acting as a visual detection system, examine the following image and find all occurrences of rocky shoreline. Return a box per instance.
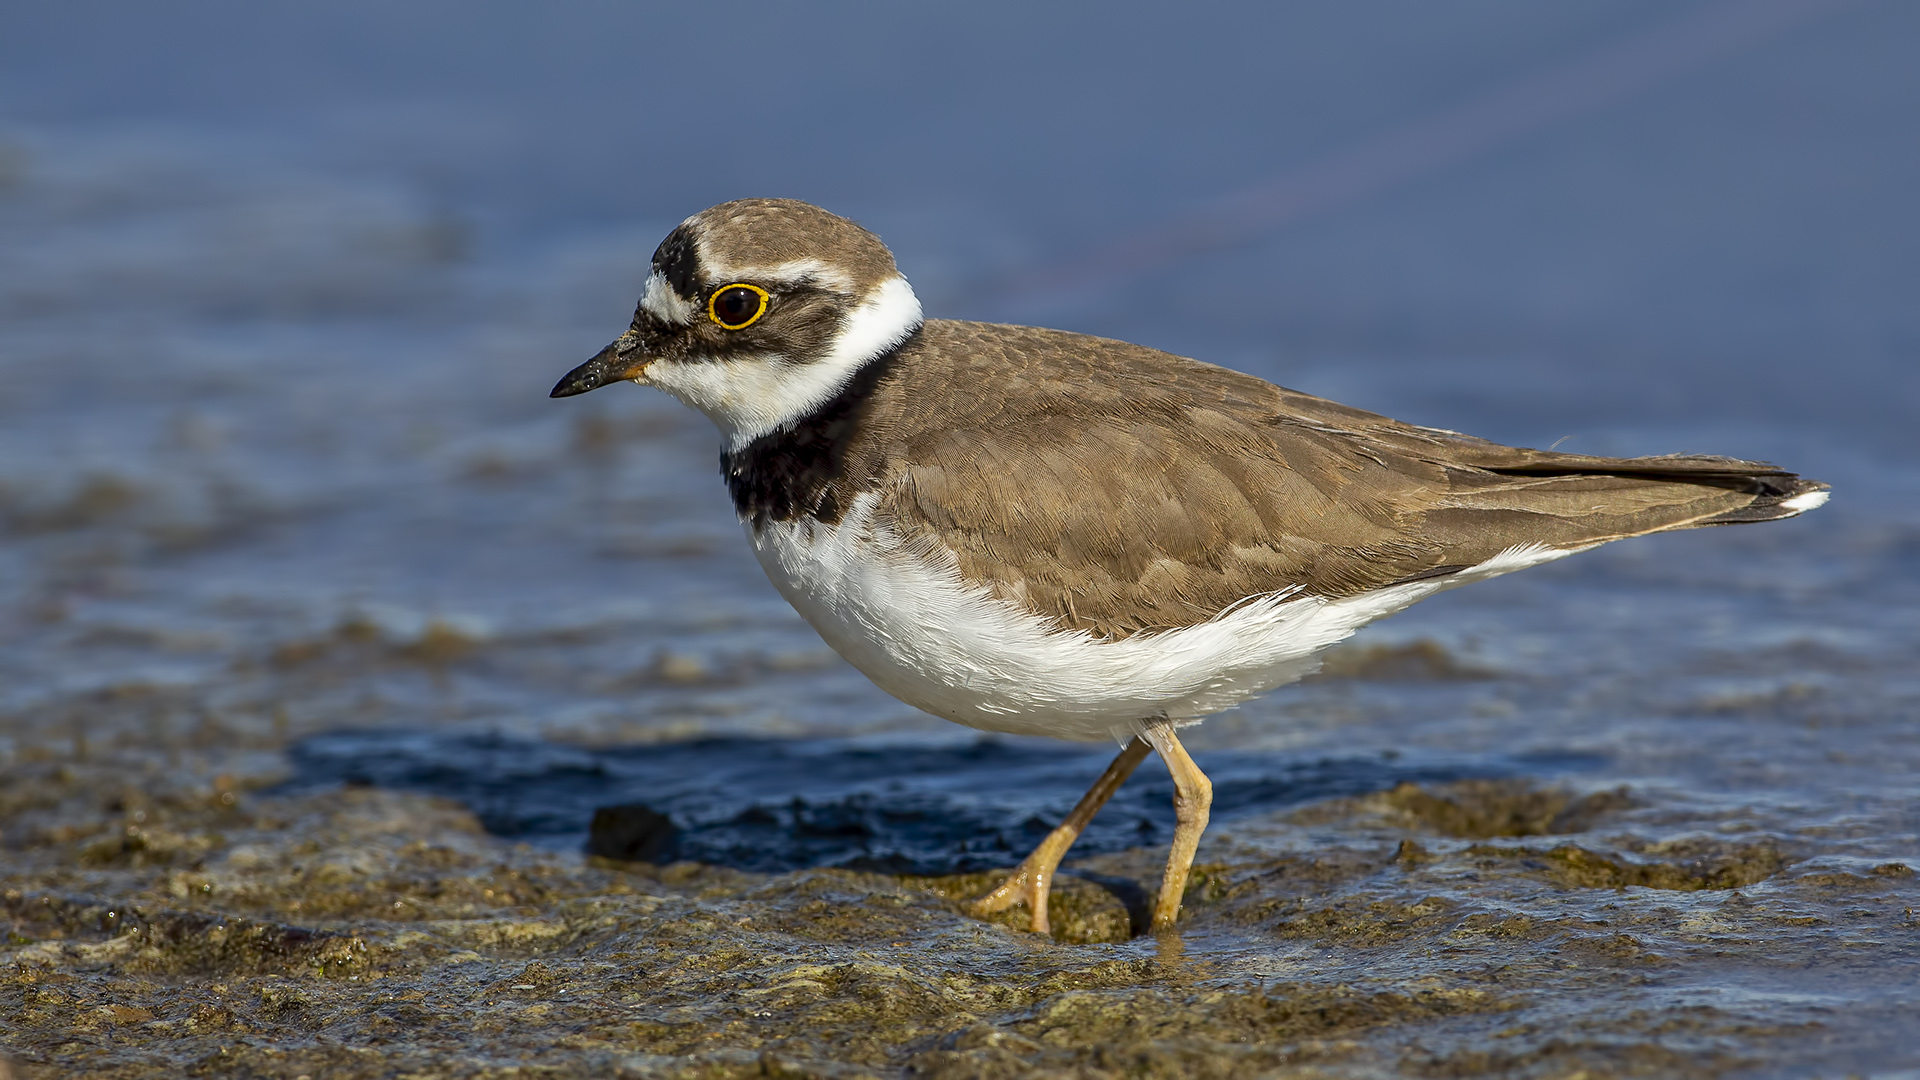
[5,738,1914,1078]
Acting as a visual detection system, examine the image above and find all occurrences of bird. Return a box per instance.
[550,198,1829,935]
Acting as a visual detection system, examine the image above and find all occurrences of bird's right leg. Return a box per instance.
[1141,723,1213,932]
[970,735,1152,934]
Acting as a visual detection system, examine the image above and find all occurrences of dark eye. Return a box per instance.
[709,283,769,329]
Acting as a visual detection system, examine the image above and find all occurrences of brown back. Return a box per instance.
[818,321,1823,639]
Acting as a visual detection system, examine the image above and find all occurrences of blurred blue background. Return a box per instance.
[0,0,1913,757]
[6,0,1915,458]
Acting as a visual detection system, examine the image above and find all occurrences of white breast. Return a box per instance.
[747,492,1580,743]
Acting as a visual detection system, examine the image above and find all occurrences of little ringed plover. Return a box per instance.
[552,198,1829,934]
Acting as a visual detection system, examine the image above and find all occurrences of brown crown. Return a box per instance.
[687,199,900,294]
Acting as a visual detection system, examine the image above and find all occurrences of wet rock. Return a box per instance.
[919,870,1136,944]
[1292,778,1635,838]
[264,614,484,671]
[1464,839,1791,890]
[585,802,679,863]
[1,753,1913,1077]
[2,474,145,534]
[1267,894,1457,946]
[1383,779,1634,837]
[1556,929,1661,965]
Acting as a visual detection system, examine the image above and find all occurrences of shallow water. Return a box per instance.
[279,728,1588,874]
[2,3,1918,1076]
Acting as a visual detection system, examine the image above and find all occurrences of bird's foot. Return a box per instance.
[968,826,1078,934]
[967,737,1154,936]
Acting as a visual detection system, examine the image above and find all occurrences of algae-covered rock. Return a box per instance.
[1290,777,1635,838]
[2,747,1914,1077]
[916,870,1136,944]
[1462,838,1791,891]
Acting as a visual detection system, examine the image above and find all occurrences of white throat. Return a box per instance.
[647,275,923,451]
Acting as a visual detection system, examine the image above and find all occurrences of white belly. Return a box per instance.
[747,492,1575,743]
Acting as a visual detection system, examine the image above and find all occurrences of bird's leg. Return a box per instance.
[971,736,1152,934]
[1141,723,1212,933]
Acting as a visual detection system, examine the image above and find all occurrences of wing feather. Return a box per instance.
[853,321,1824,639]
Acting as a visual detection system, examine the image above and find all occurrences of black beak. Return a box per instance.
[550,339,647,398]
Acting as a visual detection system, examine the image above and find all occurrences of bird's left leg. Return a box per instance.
[1141,723,1213,932]
[971,735,1152,934]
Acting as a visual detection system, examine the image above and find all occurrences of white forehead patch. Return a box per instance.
[639,270,695,325]
[697,256,857,294]
[645,274,923,451]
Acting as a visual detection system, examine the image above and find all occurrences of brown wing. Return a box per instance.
[856,321,1826,640]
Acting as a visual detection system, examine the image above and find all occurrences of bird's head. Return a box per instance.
[550,198,922,450]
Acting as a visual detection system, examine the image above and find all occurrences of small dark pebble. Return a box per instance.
[586,802,679,863]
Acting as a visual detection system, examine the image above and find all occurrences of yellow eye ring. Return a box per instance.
[708,283,770,330]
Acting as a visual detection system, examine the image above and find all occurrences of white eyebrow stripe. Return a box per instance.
[702,257,857,293]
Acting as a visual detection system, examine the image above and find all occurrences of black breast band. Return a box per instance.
[721,326,919,527]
